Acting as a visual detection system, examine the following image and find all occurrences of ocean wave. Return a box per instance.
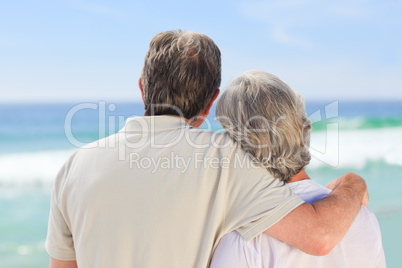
[0,127,401,186]
[308,126,402,169]
[0,150,74,187]
[310,117,402,132]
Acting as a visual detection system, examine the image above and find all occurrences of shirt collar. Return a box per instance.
[119,115,193,133]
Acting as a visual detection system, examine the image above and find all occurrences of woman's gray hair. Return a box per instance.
[216,70,312,183]
[141,30,221,120]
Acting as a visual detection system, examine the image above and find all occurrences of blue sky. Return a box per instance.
[1,0,401,102]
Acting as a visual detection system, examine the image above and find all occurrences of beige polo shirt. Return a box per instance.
[45,116,304,268]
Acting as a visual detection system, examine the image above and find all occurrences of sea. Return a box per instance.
[0,101,401,267]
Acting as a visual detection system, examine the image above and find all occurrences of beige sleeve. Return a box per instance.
[45,155,77,260]
[224,151,304,241]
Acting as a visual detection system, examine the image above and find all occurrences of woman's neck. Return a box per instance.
[289,169,310,183]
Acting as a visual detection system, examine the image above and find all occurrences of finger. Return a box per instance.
[326,177,341,190]
[361,192,369,207]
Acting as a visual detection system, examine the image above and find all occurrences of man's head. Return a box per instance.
[216,70,312,183]
[140,30,221,122]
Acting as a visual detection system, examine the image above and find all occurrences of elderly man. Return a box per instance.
[211,70,385,267]
[46,30,368,268]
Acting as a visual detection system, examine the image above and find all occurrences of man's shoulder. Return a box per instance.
[59,135,120,172]
[186,128,235,145]
[170,128,245,157]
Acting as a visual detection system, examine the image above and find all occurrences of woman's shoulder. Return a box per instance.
[211,231,263,268]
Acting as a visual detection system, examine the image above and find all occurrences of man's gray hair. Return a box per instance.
[141,30,221,120]
[216,70,312,183]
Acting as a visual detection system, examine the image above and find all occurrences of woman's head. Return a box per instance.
[216,70,311,182]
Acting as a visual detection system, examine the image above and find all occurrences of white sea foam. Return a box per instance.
[0,127,401,186]
[0,150,74,187]
[309,126,402,169]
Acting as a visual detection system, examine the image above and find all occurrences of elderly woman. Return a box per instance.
[210,71,385,268]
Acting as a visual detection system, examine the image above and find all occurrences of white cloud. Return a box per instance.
[230,0,402,100]
[328,2,371,20]
[238,0,384,48]
[269,60,402,100]
[272,27,312,48]
[221,50,402,100]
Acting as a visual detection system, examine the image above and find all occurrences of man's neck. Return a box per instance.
[160,114,203,128]
[289,169,310,183]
